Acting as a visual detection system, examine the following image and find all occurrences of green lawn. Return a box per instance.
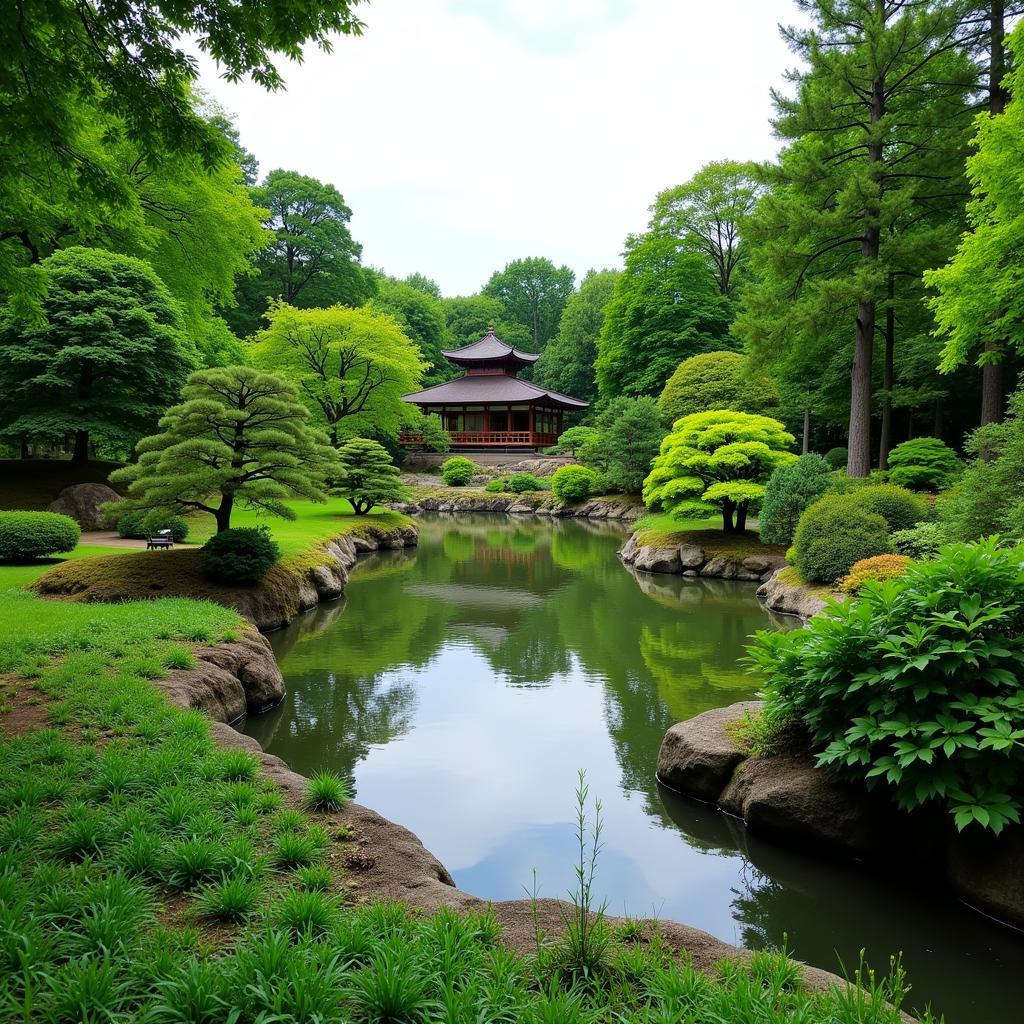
[631,514,788,560]
[0,543,133,589]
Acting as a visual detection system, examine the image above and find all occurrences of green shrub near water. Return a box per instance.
[484,478,505,493]
[792,493,892,583]
[506,472,546,493]
[887,437,961,490]
[200,526,280,586]
[441,456,476,486]
[749,539,1024,834]
[552,465,602,503]
[758,453,832,545]
[0,510,80,562]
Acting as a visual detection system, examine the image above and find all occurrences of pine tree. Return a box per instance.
[334,438,408,514]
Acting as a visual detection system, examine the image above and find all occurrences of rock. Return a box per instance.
[700,556,738,579]
[633,545,683,574]
[619,534,640,563]
[683,569,698,577]
[757,568,841,620]
[657,701,763,802]
[947,824,1024,928]
[719,751,887,856]
[47,482,121,529]
[352,534,380,552]
[678,543,706,569]
[741,555,777,575]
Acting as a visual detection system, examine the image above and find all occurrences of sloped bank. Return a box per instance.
[756,567,842,619]
[619,530,787,582]
[392,491,646,521]
[32,521,419,631]
[657,700,1024,931]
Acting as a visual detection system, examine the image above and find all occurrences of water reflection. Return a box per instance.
[245,513,1024,1023]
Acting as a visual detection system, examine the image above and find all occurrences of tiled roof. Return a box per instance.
[402,373,588,409]
[441,330,540,365]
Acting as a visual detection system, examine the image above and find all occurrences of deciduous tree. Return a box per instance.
[482,257,575,352]
[370,277,452,384]
[659,351,778,424]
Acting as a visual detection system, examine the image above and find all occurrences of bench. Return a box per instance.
[146,530,174,550]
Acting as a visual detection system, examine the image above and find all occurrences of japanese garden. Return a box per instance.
[4,2,1024,1022]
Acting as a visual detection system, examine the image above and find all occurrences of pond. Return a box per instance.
[243,513,1024,1023]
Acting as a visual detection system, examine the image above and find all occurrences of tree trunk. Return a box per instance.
[735,504,748,533]
[934,398,944,438]
[72,430,89,464]
[981,1,1007,426]
[215,494,235,533]
[878,276,895,471]
[721,499,735,533]
[848,66,885,478]
[802,407,810,455]
[20,439,31,459]
[72,360,94,464]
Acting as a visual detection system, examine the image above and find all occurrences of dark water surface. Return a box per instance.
[244,514,1024,1022]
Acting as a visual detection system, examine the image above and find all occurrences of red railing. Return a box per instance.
[399,431,557,448]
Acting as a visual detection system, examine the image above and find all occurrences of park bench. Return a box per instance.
[146,529,174,550]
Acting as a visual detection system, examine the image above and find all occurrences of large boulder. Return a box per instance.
[657,701,763,802]
[633,545,684,574]
[757,568,841,620]
[946,824,1024,928]
[48,482,121,529]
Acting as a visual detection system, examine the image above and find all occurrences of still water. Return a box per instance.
[244,513,1024,1023]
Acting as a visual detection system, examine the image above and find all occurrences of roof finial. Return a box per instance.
[487,323,495,334]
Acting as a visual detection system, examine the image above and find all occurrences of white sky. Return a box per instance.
[194,0,802,297]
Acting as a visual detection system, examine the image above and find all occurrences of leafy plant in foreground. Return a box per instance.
[749,539,1024,832]
[305,770,351,812]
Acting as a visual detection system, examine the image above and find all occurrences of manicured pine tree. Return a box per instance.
[110,366,338,532]
[334,438,409,514]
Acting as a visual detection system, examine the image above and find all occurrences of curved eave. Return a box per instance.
[402,377,588,410]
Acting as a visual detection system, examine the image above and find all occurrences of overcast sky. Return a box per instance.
[194,0,802,297]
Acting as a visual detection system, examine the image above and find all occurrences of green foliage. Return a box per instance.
[251,301,425,442]
[659,351,778,423]
[758,454,833,545]
[582,396,666,493]
[845,484,928,533]
[116,511,189,543]
[534,269,620,403]
[505,473,545,494]
[484,478,506,493]
[891,522,949,559]
[792,494,892,584]
[440,295,532,352]
[196,873,263,923]
[938,389,1024,543]
[596,233,733,400]
[200,527,280,586]
[0,248,191,458]
[0,511,80,563]
[887,437,961,490]
[334,438,407,515]
[552,466,602,503]
[110,365,338,532]
[482,257,575,352]
[547,426,601,457]
[230,170,373,337]
[305,771,350,812]
[401,409,450,453]
[371,276,451,385]
[823,447,849,470]
[750,539,1024,833]
[441,457,476,487]
[643,411,796,532]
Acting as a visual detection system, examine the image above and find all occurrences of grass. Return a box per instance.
[632,513,789,559]
[0,543,132,589]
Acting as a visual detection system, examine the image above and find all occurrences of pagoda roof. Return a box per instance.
[441,329,540,367]
[402,374,588,409]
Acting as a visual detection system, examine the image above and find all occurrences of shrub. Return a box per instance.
[505,472,544,493]
[658,350,778,423]
[0,511,79,563]
[887,437,961,490]
[547,425,601,456]
[484,478,506,493]
[823,446,848,469]
[116,511,189,542]
[749,539,1024,833]
[839,554,912,593]
[584,396,666,493]
[199,526,280,586]
[758,454,833,545]
[845,484,928,533]
[792,494,892,584]
[552,465,602,503]
[891,522,948,559]
[441,456,476,486]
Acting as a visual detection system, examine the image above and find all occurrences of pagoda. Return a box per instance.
[399,329,588,450]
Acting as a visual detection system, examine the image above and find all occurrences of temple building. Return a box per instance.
[399,329,588,450]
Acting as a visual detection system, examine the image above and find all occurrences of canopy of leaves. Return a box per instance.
[229,170,373,337]
[887,437,961,490]
[0,247,191,457]
[370,276,452,385]
[334,437,408,514]
[482,257,575,352]
[758,453,833,546]
[110,365,338,532]
[596,233,732,401]
[749,538,1024,834]
[659,350,778,424]
[534,269,619,404]
[440,295,532,351]
[250,302,425,443]
[582,397,666,494]
[643,411,796,531]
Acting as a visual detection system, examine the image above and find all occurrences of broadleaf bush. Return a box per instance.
[0,511,80,563]
[792,494,892,584]
[749,539,1024,833]
[845,484,928,533]
[441,457,476,486]
[117,510,189,542]
[887,437,961,491]
[552,465,602,503]
[200,526,280,586]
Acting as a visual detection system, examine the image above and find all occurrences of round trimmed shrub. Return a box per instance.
[758,453,833,545]
[441,456,476,486]
[505,472,544,493]
[839,554,913,593]
[845,483,927,533]
[823,447,848,469]
[891,522,947,559]
[484,478,506,493]
[552,465,601,503]
[117,510,189,542]
[0,511,80,563]
[887,437,961,490]
[792,494,892,584]
[199,526,280,586]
